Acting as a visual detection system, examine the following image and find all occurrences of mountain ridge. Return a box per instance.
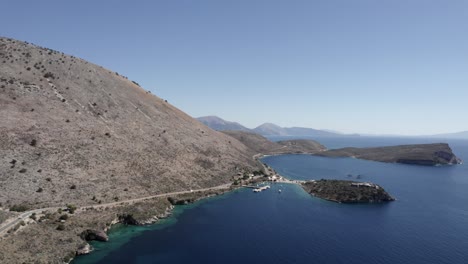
[197,116,347,137]
[197,116,251,132]
[198,116,468,139]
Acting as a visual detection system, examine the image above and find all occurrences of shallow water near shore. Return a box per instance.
[72,189,243,264]
[74,137,468,264]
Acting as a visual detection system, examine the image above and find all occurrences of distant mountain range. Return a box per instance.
[252,123,347,137]
[427,131,468,140]
[197,116,351,137]
[197,116,468,140]
[196,116,251,132]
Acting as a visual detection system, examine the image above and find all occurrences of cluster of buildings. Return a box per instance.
[267,174,281,181]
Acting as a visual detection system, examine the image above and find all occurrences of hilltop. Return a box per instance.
[317,143,462,166]
[0,37,259,209]
[197,116,251,132]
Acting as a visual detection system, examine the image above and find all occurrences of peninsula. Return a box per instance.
[301,180,395,203]
[316,143,462,166]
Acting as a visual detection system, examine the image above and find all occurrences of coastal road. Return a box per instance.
[0,207,61,237]
[81,183,233,210]
[0,161,302,237]
[0,183,233,237]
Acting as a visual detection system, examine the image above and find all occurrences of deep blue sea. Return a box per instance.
[74,137,468,264]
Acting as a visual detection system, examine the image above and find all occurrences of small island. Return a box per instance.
[301,179,395,203]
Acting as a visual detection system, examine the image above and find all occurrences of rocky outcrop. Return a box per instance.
[302,179,395,203]
[317,143,462,166]
[76,243,93,256]
[434,150,462,165]
[118,205,174,226]
[80,229,108,242]
[167,197,195,205]
[166,189,229,207]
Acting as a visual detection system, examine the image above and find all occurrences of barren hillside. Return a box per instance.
[221,131,326,154]
[0,37,257,209]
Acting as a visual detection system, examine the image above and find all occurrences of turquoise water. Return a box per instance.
[74,137,468,264]
[73,190,243,264]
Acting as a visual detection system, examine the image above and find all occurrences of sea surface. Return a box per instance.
[74,137,468,264]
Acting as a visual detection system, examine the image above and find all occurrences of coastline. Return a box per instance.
[2,142,457,263]
[70,186,239,263]
[0,182,245,264]
[71,158,285,263]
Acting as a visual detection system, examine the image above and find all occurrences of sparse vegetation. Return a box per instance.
[66,204,76,214]
[63,252,75,263]
[10,204,29,212]
[252,170,264,176]
[29,213,37,221]
[43,72,55,79]
[59,214,68,221]
[30,139,37,146]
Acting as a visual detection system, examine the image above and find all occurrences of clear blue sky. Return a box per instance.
[2,0,467,135]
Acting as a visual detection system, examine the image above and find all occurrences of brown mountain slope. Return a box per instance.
[221,131,326,155]
[0,37,257,209]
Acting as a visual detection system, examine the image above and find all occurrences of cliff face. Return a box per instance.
[0,37,257,208]
[317,143,462,166]
[302,180,395,203]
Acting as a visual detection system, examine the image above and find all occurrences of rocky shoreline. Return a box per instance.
[71,188,233,262]
[0,186,237,264]
[74,204,175,258]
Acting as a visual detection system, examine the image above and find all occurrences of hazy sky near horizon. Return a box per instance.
[2,0,467,135]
